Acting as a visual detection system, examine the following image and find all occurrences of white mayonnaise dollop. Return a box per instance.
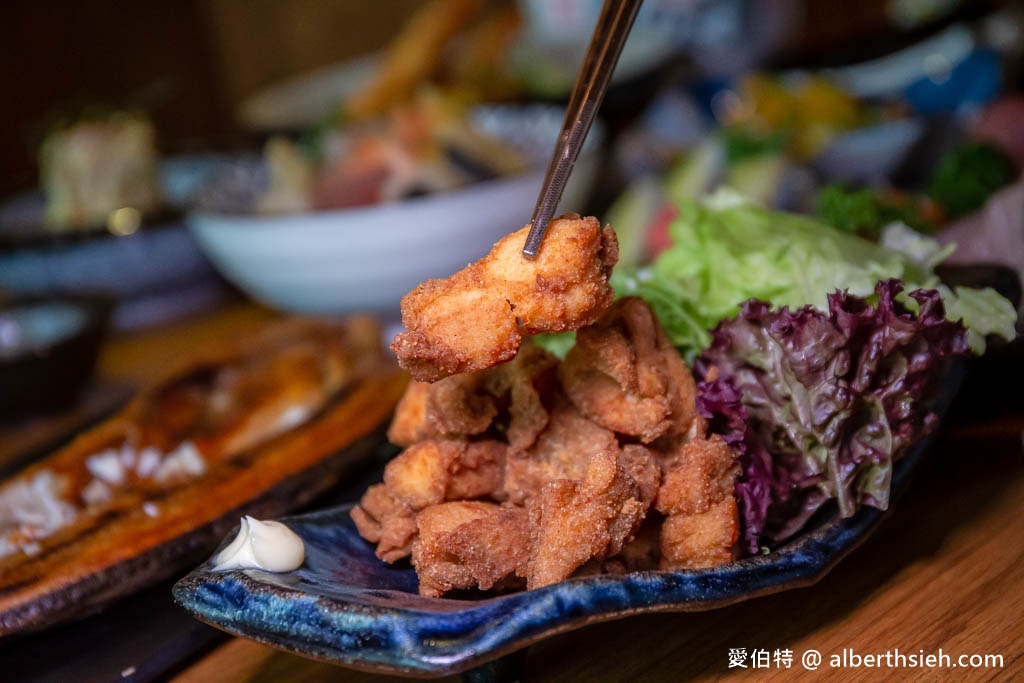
[212,516,305,572]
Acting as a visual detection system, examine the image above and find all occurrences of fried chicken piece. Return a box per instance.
[426,374,499,436]
[655,435,737,517]
[392,267,521,383]
[503,403,618,505]
[354,439,505,562]
[387,375,496,446]
[448,440,507,500]
[560,297,698,443]
[413,501,530,597]
[392,214,618,382]
[372,274,744,584]
[481,215,619,334]
[386,380,432,447]
[383,439,505,509]
[619,444,661,508]
[387,341,556,449]
[383,440,464,509]
[526,447,653,589]
[412,501,494,596]
[351,484,418,562]
[604,454,658,559]
[602,514,663,574]
[655,434,740,571]
[481,340,558,451]
[660,498,739,570]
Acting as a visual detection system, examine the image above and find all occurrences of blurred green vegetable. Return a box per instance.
[815,184,930,239]
[720,129,788,165]
[928,142,1015,219]
[530,332,575,359]
[613,190,1017,359]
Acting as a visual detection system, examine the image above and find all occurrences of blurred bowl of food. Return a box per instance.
[0,294,112,418]
[187,103,604,315]
[237,0,677,135]
[0,111,232,330]
[239,53,381,134]
[814,117,926,185]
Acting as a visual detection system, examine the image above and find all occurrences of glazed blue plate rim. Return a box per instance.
[172,432,931,678]
[173,361,964,677]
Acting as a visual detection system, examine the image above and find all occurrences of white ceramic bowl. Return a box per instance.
[187,105,603,315]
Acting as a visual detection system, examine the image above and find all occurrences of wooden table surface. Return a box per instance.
[91,303,1024,682]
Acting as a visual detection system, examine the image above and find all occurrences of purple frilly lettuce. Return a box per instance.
[696,280,969,554]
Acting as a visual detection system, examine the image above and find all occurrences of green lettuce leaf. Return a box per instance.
[613,189,1017,358]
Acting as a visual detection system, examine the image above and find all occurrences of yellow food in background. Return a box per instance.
[345,0,486,122]
[724,73,866,160]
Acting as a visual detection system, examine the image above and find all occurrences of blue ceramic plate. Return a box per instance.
[174,361,966,677]
[172,425,961,678]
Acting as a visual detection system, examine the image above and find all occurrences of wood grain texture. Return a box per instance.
[169,407,1024,682]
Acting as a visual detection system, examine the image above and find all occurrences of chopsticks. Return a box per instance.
[522,0,644,259]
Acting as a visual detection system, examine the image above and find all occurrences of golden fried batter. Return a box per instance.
[382,439,504,510]
[412,501,495,596]
[387,375,496,446]
[392,267,521,383]
[560,297,698,443]
[353,438,505,563]
[386,380,432,447]
[503,403,618,505]
[619,444,661,508]
[481,341,558,451]
[481,215,619,334]
[602,514,663,574]
[387,341,556,449]
[426,374,499,436]
[412,501,530,597]
[383,440,463,509]
[655,435,737,517]
[655,434,740,570]
[526,447,653,589]
[392,214,618,382]
[660,498,739,570]
[448,440,507,500]
[361,278,745,594]
[350,484,418,562]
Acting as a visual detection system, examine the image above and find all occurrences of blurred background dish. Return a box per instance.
[0,294,111,418]
[188,104,603,315]
[819,22,977,100]
[238,54,381,134]
[237,0,679,135]
[0,154,233,330]
[813,117,926,184]
[238,33,678,135]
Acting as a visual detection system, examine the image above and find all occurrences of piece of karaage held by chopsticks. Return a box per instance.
[392,213,618,382]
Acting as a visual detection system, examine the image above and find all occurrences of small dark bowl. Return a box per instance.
[0,294,112,419]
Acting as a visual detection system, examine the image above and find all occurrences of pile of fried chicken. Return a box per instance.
[353,215,740,597]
